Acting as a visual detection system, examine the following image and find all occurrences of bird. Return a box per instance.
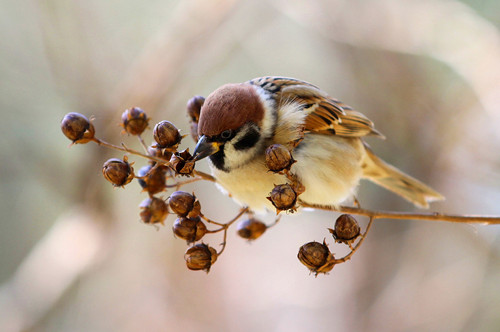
[192,76,444,212]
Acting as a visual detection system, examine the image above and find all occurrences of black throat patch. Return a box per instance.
[209,148,227,172]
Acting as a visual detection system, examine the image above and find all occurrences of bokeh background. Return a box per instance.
[1,0,500,331]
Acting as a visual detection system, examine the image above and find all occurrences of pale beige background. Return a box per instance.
[1,0,500,331]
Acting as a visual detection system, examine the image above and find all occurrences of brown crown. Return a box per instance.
[198,83,264,137]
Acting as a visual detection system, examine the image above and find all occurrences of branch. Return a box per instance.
[299,201,500,224]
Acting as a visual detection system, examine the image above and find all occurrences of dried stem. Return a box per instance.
[299,201,500,225]
[137,134,149,153]
[91,137,215,183]
[201,207,249,255]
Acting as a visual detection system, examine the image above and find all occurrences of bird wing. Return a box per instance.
[249,76,384,138]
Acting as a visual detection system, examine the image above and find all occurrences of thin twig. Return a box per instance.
[137,134,149,153]
[92,137,215,183]
[299,201,500,224]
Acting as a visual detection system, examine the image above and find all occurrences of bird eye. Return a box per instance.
[220,129,232,139]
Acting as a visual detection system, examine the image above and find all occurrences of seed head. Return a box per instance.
[267,184,297,213]
[139,197,169,225]
[187,96,204,142]
[121,107,149,135]
[137,165,166,195]
[153,120,181,149]
[169,149,195,176]
[102,157,134,187]
[184,243,218,272]
[236,218,267,240]
[168,191,201,218]
[297,241,336,275]
[329,214,360,245]
[61,112,95,144]
[265,144,295,173]
[172,216,207,243]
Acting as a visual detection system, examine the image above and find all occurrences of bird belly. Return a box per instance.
[292,135,364,207]
[210,135,365,212]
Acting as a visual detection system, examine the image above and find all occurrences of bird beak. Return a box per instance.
[193,135,221,161]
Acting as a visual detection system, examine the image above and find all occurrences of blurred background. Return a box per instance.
[1,0,500,331]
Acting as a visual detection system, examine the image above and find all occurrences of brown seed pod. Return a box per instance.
[172,216,207,243]
[139,196,169,225]
[267,184,297,213]
[61,112,95,144]
[169,149,195,176]
[187,96,204,142]
[153,120,181,149]
[187,96,204,121]
[184,243,218,272]
[265,144,295,173]
[236,218,267,240]
[102,157,134,187]
[121,107,149,135]
[297,241,336,275]
[168,191,201,217]
[137,165,167,195]
[329,214,360,245]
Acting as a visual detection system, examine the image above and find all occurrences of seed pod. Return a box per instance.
[102,157,134,187]
[121,107,149,135]
[61,112,95,144]
[153,120,181,149]
[329,214,360,245]
[137,165,166,195]
[168,191,201,217]
[139,197,169,225]
[169,149,195,176]
[236,218,267,240]
[267,184,297,213]
[297,241,336,275]
[187,96,204,142]
[184,243,218,272]
[172,216,207,243]
[265,144,295,173]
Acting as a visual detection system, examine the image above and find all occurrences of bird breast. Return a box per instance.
[210,134,365,212]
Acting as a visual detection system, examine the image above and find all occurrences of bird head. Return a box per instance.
[193,83,275,171]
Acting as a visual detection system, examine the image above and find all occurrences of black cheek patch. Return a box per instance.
[233,127,260,150]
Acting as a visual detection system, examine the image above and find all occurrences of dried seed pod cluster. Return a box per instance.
[297,214,367,275]
[265,144,295,173]
[185,243,218,272]
[61,102,374,275]
[139,197,169,225]
[121,107,149,136]
[298,241,336,275]
[236,218,267,240]
[102,157,135,187]
[187,96,204,142]
[267,184,298,213]
[61,112,95,144]
[154,120,182,150]
[329,214,360,245]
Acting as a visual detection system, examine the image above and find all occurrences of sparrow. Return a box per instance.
[192,76,444,212]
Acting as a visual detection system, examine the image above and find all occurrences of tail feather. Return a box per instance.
[362,144,444,208]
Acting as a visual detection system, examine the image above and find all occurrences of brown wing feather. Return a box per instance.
[249,76,384,138]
